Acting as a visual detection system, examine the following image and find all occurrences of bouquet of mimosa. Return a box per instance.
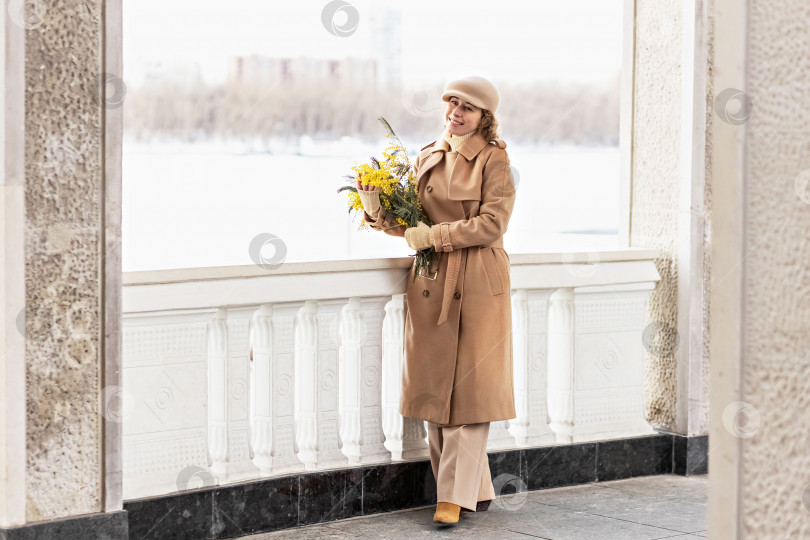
[338,117,437,282]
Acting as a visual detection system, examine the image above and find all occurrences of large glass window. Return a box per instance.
[123,0,623,271]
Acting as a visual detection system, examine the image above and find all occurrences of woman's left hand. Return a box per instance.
[405,221,434,251]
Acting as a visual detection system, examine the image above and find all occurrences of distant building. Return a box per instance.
[227,55,379,88]
[227,5,401,91]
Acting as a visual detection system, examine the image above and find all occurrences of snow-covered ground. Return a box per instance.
[122,139,621,272]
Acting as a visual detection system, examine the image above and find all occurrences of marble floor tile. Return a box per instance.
[473,503,686,540]
[598,474,708,501]
[241,473,708,540]
[593,496,706,533]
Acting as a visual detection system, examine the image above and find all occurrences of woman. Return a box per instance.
[355,75,517,526]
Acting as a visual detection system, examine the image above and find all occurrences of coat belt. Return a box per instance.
[436,237,504,326]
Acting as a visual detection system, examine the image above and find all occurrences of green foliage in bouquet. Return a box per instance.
[338,117,437,282]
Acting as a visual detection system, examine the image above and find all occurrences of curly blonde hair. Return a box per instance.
[474,109,500,142]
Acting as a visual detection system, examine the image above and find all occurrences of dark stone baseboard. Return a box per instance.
[0,510,128,540]
[122,432,708,539]
[1,432,707,540]
[672,433,709,475]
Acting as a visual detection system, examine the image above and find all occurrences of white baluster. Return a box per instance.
[339,297,391,464]
[295,300,347,470]
[250,304,303,475]
[509,289,556,446]
[381,295,428,460]
[487,420,515,450]
[547,288,575,443]
[207,308,229,476]
[224,307,260,480]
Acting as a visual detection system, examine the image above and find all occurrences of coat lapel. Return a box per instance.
[416,132,491,200]
[416,139,447,189]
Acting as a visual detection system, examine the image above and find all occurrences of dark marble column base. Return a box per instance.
[671,433,709,475]
[0,509,128,540]
[120,431,708,539]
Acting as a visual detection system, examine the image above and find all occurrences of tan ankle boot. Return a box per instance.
[433,502,461,524]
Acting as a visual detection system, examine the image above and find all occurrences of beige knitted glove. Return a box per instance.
[405,221,434,251]
[357,188,381,216]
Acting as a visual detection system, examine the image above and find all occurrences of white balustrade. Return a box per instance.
[294,300,347,469]
[509,289,557,446]
[381,294,429,460]
[208,308,259,481]
[121,310,212,500]
[572,283,656,440]
[120,250,661,499]
[548,284,657,442]
[338,297,391,464]
[207,309,229,473]
[251,303,304,475]
[548,288,577,442]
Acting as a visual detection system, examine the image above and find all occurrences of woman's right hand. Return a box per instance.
[355,172,379,192]
[356,173,381,215]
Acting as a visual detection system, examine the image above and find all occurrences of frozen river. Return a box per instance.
[122,140,621,272]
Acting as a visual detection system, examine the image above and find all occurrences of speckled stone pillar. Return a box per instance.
[630,0,713,435]
[1,0,27,529]
[708,0,810,537]
[1,0,126,535]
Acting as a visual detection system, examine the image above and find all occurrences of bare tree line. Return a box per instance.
[123,73,620,147]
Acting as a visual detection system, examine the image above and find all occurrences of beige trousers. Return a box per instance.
[427,421,496,511]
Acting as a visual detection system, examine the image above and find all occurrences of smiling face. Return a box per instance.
[443,96,483,136]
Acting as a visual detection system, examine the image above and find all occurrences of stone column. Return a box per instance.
[0,0,127,535]
[1,0,26,527]
[630,0,712,437]
[708,0,810,537]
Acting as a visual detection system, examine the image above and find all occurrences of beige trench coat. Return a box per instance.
[363,131,517,426]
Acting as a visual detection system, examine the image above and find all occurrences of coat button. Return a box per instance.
[426,185,433,192]
[454,291,461,299]
[423,289,430,297]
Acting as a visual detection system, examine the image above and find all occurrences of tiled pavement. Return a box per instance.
[243,474,708,539]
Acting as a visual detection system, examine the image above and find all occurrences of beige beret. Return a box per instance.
[441,76,500,113]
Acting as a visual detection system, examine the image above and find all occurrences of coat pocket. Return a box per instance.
[480,246,505,296]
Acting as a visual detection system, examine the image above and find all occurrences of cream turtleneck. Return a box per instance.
[443,128,475,153]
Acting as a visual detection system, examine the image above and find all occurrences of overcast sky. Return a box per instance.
[123,0,624,87]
